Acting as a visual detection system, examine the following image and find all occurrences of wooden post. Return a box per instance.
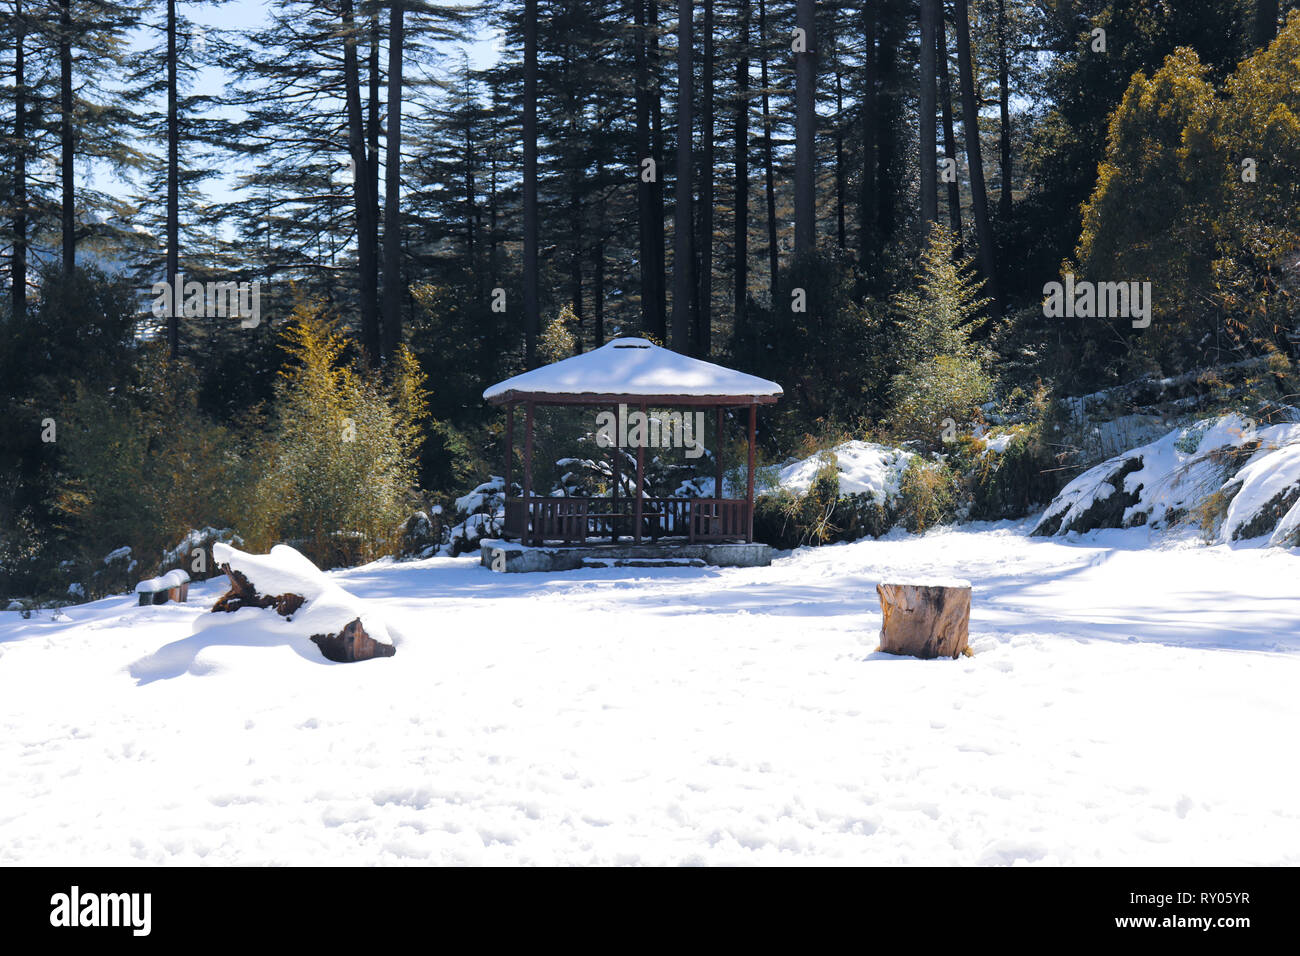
[504,404,514,496]
[634,401,645,544]
[746,403,756,542]
[610,404,620,543]
[714,406,724,499]
[522,402,535,544]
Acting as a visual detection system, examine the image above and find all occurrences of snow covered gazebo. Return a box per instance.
[481,337,781,568]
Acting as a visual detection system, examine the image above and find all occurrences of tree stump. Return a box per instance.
[876,581,971,659]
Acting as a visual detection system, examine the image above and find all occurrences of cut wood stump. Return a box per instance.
[876,580,972,659]
[136,569,191,606]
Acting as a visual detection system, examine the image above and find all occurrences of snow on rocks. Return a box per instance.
[776,440,914,502]
[1033,414,1261,537]
[204,542,395,663]
[1218,422,1300,544]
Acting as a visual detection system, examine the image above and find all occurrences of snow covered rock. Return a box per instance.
[1217,423,1300,543]
[205,543,395,663]
[1033,415,1259,536]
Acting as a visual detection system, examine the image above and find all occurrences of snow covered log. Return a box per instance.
[135,569,191,606]
[206,543,396,664]
[876,581,971,659]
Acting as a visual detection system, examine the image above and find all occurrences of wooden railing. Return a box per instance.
[503,497,749,544]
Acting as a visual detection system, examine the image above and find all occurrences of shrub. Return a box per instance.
[247,301,428,567]
[897,458,958,532]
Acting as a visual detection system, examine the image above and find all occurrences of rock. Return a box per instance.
[876,581,972,659]
[310,618,397,663]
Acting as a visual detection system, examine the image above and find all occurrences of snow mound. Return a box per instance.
[202,543,394,653]
[1033,413,1300,544]
[777,441,915,501]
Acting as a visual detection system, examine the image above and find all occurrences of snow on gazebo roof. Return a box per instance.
[483,337,783,405]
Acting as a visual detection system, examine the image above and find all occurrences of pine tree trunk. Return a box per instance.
[343,0,379,365]
[793,0,815,255]
[834,69,845,248]
[649,0,667,341]
[367,12,381,228]
[634,0,656,336]
[696,0,713,357]
[166,0,179,356]
[670,0,693,353]
[918,0,938,226]
[380,0,406,364]
[59,0,75,274]
[996,0,1012,222]
[11,0,27,321]
[953,0,1000,314]
[938,10,962,253]
[523,0,540,365]
[734,0,750,336]
[758,0,778,303]
[858,0,877,273]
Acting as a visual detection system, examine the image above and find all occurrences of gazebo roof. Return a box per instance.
[483,337,783,406]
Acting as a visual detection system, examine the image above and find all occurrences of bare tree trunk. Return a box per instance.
[523,0,539,365]
[734,0,750,335]
[953,0,1001,314]
[996,0,1012,222]
[834,69,845,247]
[368,12,381,225]
[918,0,938,226]
[937,9,962,253]
[380,0,406,363]
[649,0,667,340]
[634,0,656,335]
[59,0,75,274]
[165,0,180,355]
[858,0,877,272]
[670,0,693,353]
[793,0,815,254]
[758,0,778,302]
[12,0,27,321]
[343,0,379,364]
[696,0,714,356]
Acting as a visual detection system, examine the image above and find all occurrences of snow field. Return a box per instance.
[0,524,1297,865]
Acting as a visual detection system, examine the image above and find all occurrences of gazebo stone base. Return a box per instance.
[479,539,772,573]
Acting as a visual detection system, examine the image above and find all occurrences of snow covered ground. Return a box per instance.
[1,523,1297,866]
